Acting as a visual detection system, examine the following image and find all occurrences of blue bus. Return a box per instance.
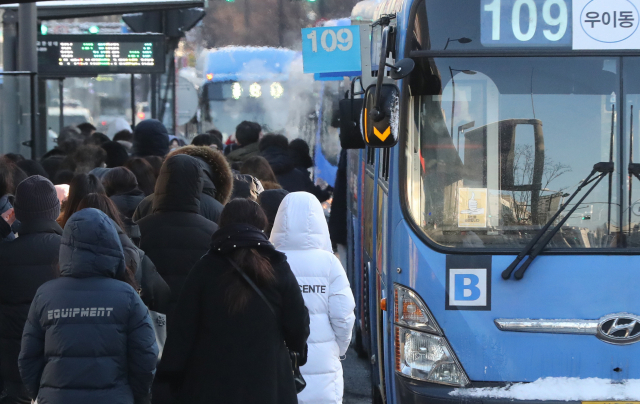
[199,46,312,140]
[339,0,640,402]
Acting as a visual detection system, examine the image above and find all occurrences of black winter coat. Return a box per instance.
[157,225,310,404]
[18,208,158,404]
[133,146,233,224]
[328,149,348,245]
[261,147,331,202]
[137,155,219,315]
[0,219,61,399]
[116,225,171,315]
[111,188,146,219]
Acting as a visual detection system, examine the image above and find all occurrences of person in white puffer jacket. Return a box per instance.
[270,192,356,404]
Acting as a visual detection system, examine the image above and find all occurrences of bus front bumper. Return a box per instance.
[395,375,581,404]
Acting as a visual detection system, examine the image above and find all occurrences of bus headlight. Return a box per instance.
[394,284,469,387]
[249,82,262,98]
[231,82,242,100]
[270,82,284,99]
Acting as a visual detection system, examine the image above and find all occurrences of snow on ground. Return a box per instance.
[449,378,640,401]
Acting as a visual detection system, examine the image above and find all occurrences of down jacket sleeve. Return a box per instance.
[18,294,46,399]
[127,292,159,403]
[327,255,356,356]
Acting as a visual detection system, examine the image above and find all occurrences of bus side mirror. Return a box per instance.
[388,58,415,80]
[363,83,399,148]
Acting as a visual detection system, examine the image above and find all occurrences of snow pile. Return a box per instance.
[449,378,640,401]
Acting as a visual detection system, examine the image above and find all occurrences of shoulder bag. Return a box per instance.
[226,257,307,393]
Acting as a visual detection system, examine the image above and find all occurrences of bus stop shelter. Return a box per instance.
[0,0,204,157]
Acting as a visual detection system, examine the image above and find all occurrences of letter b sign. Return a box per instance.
[447,268,490,310]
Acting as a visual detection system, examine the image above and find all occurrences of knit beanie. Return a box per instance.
[132,119,170,157]
[14,175,61,222]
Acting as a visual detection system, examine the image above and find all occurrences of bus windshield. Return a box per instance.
[406,56,640,250]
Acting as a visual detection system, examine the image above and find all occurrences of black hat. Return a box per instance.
[133,119,169,157]
[14,175,60,222]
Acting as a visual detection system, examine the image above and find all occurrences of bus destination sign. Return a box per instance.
[481,0,640,50]
[38,34,166,76]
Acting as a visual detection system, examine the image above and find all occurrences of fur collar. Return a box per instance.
[166,146,234,204]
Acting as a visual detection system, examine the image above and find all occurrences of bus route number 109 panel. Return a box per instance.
[481,0,640,50]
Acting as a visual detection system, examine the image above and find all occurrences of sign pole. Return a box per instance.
[19,3,38,159]
[131,74,136,129]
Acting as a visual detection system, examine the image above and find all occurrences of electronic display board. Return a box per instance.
[38,34,166,76]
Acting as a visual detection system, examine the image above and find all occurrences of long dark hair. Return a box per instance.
[240,156,279,184]
[124,158,156,196]
[219,199,274,314]
[102,166,138,196]
[59,174,106,228]
[77,193,138,290]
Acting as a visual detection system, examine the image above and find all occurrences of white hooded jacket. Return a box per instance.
[271,192,356,404]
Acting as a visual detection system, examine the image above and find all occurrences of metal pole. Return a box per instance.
[608,105,615,235]
[131,74,136,128]
[151,74,157,119]
[449,67,455,138]
[2,10,18,156]
[29,73,37,159]
[172,56,176,135]
[59,79,64,134]
[629,105,634,236]
[19,3,38,158]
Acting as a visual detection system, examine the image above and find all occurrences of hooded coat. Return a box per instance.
[270,192,355,404]
[132,146,233,224]
[137,155,219,314]
[157,224,310,404]
[115,225,171,315]
[132,120,169,158]
[261,147,331,203]
[111,188,146,219]
[0,218,61,402]
[18,208,158,404]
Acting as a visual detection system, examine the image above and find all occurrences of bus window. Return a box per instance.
[406,56,623,249]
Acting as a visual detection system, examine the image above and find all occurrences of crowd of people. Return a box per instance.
[0,119,355,404]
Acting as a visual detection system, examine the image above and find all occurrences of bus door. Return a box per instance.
[348,148,368,356]
[373,147,391,403]
[361,147,376,358]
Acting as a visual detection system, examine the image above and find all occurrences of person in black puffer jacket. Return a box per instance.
[259,134,331,202]
[157,199,309,404]
[18,208,158,404]
[137,155,219,315]
[0,176,62,404]
[133,146,233,224]
[103,167,146,219]
[257,188,288,237]
[76,193,171,315]
[132,119,169,158]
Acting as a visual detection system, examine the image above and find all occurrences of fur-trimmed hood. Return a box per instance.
[166,146,234,205]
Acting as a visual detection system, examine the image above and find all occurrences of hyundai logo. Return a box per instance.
[597,313,640,345]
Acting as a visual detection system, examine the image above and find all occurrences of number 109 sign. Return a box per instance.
[301,26,361,74]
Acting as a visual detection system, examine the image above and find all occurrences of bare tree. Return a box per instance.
[509,144,571,224]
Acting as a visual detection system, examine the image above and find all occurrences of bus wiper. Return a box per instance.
[502,162,614,280]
